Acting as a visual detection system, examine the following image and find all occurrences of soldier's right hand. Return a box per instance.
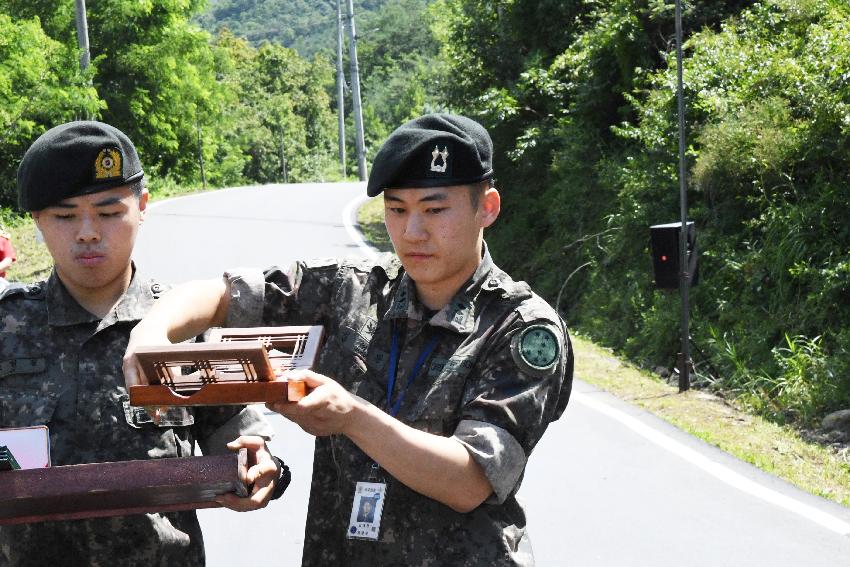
[122,322,172,388]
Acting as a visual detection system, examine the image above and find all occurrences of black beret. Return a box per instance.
[366,113,493,197]
[17,121,144,211]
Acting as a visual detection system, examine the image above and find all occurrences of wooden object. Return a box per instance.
[0,451,248,525]
[129,326,323,407]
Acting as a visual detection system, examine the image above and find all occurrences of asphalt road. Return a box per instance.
[133,182,850,566]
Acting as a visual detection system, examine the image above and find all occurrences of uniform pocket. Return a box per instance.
[0,389,58,428]
[0,357,47,378]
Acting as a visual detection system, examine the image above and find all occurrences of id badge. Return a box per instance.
[346,481,386,541]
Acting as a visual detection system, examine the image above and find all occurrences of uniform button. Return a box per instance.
[488,279,499,287]
[151,283,163,293]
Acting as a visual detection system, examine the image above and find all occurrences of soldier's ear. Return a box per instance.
[138,190,149,221]
[479,187,500,229]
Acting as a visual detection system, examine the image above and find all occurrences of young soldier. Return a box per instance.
[0,121,289,566]
[124,114,572,565]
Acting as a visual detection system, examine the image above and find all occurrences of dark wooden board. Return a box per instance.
[0,451,247,525]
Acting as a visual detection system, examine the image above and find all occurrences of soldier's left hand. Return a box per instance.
[267,369,359,437]
[216,435,278,511]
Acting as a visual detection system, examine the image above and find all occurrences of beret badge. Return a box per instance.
[429,145,449,173]
[94,147,122,180]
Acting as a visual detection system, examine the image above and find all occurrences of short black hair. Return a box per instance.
[129,179,145,199]
[468,178,494,209]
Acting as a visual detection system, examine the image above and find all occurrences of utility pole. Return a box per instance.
[280,128,288,184]
[345,0,367,181]
[335,0,347,178]
[196,119,207,191]
[674,0,691,392]
[74,0,91,72]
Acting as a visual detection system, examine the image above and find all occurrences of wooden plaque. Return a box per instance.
[129,326,323,407]
[0,451,248,525]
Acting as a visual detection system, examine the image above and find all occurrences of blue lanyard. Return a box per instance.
[386,322,439,418]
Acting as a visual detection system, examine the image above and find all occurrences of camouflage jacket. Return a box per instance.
[226,245,573,566]
[0,269,273,567]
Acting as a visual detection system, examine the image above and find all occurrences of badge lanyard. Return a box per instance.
[386,321,439,418]
[348,320,439,541]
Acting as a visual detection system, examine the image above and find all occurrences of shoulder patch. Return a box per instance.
[511,324,560,373]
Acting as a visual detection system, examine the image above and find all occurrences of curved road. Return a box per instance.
[133,182,850,566]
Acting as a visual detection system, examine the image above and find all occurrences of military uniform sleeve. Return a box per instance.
[222,267,269,327]
[452,309,573,504]
[194,405,275,455]
[223,260,340,328]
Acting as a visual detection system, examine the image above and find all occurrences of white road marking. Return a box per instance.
[575,391,850,536]
[342,192,378,259]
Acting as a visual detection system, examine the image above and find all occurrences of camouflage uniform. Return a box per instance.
[225,245,572,566]
[0,269,273,567]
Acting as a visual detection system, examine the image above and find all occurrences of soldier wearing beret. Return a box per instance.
[124,113,573,565]
[0,121,290,566]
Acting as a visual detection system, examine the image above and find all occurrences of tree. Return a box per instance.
[0,13,101,208]
[212,32,338,183]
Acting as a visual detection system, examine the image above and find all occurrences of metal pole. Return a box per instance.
[74,0,91,72]
[280,128,288,184]
[336,0,347,178]
[346,0,368,181]
[675,0,691,392]
[197,119,207,191]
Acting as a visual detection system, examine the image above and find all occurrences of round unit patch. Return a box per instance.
[517,325,559,370]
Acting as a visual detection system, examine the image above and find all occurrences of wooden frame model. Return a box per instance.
[129,326,324,407]
[0,451,248,525]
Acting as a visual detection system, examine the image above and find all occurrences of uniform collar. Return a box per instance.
[384,242,502,335]
[46,263,156,329]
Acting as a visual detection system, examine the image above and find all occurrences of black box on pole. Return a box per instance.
[650,221,698,289]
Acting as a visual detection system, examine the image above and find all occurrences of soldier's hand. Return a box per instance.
[267,369,360,437]
[122,322,172,387]
[217,436,279,512]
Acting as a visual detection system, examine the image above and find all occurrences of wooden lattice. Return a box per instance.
[129,326,323,406]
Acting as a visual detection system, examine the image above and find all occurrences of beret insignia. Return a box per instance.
[94,147,122,180]
[429,145,449,173]
[514,324,559,371]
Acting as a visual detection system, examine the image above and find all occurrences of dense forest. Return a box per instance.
[195,0,386,55]
[1,0,848,426]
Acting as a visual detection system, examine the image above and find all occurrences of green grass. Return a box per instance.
[1,213,51,283]
[357,196,393,252]
[356,200,850,509]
